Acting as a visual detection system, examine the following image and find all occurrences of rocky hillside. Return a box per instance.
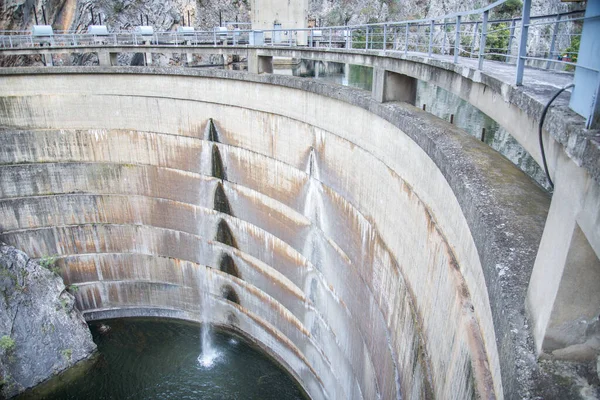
[0,243,96,399]
[1,0,582,32]
[0,0,584,67]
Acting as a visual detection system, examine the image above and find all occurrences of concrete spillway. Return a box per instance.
[0,67,550,399]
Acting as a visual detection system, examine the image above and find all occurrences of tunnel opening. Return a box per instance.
[207,118,220,142]
[219,253,241,279]
[221,285,240,305]
[215,219,237,249]
[214,182,233,216]
[211,144,226,180]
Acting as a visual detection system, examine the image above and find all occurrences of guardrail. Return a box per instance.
[0,0,596,85]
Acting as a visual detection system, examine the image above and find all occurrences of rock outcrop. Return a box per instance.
[0,243,96,399]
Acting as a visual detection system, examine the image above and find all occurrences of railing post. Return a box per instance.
[478,10,489,70]
[546,14,562,69]
[454,15,461,63]
[405,23,409,55]
[515,0,532,85]
[9,35,13,48]
[365,26,369,50]
[428,20,434,56]
[471,21,479,58]
[329,28,332,48]
[442,21,447,55]
[506,18,516,62]
[213,29,217,46]
[383,23,387,53]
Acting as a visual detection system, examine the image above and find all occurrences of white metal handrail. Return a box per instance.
[0,3,594,84]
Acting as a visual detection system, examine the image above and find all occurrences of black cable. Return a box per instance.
[538,83,574,189]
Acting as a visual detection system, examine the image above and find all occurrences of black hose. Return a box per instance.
[538,83,574,189]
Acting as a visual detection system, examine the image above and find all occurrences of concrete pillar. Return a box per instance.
[527,151,600,359]
[184,41,193,64]
[98,51,110,66]
[372,68,417,105]
[98,52,118,66]
[542,225,600,358]
[144,40,152,66]
[43,53,53,66]
[248,50,273,74]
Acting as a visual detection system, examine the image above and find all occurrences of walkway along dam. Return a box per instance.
[0,56,598,399]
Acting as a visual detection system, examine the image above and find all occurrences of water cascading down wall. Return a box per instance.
[0,67,549,400]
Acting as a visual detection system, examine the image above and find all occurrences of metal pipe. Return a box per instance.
[42,6,47,25]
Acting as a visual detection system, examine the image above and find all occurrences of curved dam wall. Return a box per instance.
[0,67,550,399]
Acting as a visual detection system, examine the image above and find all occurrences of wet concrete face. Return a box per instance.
[0,71,551,399]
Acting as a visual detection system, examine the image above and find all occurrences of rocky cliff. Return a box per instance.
[0,243,96,399]
[0,0,584,67]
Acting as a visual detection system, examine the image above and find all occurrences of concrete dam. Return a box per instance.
[0,64,593,399]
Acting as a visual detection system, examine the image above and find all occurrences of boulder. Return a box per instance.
[0,243,96,399]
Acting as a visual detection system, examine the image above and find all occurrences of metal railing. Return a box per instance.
[0,0,595,85]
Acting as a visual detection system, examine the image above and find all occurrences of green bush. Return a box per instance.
[486,22,511,61]
[39,255,60,275]
[0,336,15,353]
[61,348,73,361]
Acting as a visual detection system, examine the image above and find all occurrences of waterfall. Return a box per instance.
[197,269,221,368]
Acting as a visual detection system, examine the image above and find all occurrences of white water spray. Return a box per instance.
[197,270,221,368]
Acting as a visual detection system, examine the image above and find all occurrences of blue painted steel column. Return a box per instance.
[515,0,532,85]
[569,1,600,128]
